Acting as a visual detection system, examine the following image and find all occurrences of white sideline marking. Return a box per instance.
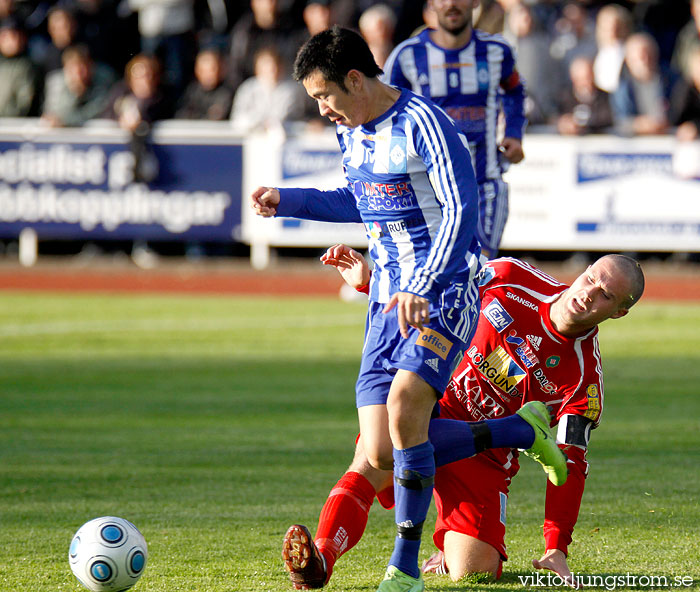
[0,315,364,338]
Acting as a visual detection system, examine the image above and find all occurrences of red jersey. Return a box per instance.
[439,257,603,553]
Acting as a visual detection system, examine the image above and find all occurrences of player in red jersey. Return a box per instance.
[423,252,644,584]
[283,245,644,588]
[282,246,644,588]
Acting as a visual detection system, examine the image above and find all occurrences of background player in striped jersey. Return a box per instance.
[251,27,565,592]
[384,0,527,259]
[283,246,643,588]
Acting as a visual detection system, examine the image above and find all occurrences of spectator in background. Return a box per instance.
[505,1,558,125]
[128,0,196,96]
[670,47,700,142]
[103,53,174,131]
[227,0,300,92]
[41,44,116,127]
[671,0,700,83]
[74,0,139,76]
[473,0,504,35]
[328,0,392,32]
[612,33,670,135]
[358,3,396,69]
[176,47,233,120]
[392,0,429,42]
[632,0,690,72]
[103,54,173,185]
[0,0,20,21]
[229,45,305,135]
[301,0,332,38]
[556,55,614,135]
[288,0,333,64]
[34,6,79,75]
[550,1,597,73]
[0,16,41,117]
[593,3,633,93]
[290,0,334,129]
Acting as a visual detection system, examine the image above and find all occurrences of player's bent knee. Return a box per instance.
[364,450,393,471]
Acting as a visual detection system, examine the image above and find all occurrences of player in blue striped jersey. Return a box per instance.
[384,0,527,259]
[251,25,484,592]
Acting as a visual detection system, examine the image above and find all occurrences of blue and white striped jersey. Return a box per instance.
[276,88,482,306]
[384,28,527,183]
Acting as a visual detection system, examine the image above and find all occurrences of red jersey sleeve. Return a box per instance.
[543,444,588,555]
[555,333,604,426]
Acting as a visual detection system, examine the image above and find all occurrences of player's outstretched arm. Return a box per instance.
[320,244,370,290]
[250,186,280,217]
[533,549,580,588]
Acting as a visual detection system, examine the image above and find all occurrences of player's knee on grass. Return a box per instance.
[443,531,501,582]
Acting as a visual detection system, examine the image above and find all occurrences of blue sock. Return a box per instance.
[429,415,535,468]
[429,418,476,466]
[488,414,535,449]
[389,440,434,579]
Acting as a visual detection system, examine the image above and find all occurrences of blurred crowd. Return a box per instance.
[0,0,698,142]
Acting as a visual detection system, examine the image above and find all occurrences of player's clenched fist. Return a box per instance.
[250,186,281,217]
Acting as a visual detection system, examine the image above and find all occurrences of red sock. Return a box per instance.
[314,471,376,580]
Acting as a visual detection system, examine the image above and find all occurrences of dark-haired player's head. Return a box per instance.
[293,25,382,92]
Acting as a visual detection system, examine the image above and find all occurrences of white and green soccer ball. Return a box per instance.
[69,516,148,592]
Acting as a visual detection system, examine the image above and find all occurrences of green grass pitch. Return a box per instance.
[0,292,698,591]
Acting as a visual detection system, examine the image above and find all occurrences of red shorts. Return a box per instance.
[433,451,518,561]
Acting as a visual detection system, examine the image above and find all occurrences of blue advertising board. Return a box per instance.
[0,124,243,241]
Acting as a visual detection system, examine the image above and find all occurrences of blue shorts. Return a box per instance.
[477,179,509,257]
[355,297,479,408]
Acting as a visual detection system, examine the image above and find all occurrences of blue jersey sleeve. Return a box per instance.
[404,102,480,301]
[276,186,362,223]
[384,44,412,89]
[500,46,527,140]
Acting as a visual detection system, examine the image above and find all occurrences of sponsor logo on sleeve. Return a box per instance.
[584,384,601,420]
[416,327,454,360]
[482,299,513,333]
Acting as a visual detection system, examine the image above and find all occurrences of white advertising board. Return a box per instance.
[501,135,700,251]
[242,131,700,267]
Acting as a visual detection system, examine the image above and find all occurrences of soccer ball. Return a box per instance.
[68,516,148,592]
